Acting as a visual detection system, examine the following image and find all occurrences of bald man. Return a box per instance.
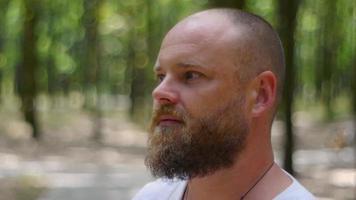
[133,9,314,200]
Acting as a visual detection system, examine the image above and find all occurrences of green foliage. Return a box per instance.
[0,0,354,132]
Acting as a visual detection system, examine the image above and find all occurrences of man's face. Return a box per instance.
[145,15,251,179]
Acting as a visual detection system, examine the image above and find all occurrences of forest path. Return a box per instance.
[0,111,354,200]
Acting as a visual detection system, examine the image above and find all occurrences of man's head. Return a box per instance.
[145,8,285,180]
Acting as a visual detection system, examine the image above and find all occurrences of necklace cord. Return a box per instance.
[183,162,275,200]
[240,162,275,200]
[183,184,189,200]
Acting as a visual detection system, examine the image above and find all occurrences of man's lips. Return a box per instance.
[157,115,183,125]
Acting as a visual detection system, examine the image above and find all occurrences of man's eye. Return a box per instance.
[184,71,202,81]
[156,74,165,83]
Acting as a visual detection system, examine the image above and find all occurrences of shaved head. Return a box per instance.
[218,9,285,99]
[163,8,285,102]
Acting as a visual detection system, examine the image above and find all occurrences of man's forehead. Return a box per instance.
[154,11,254,75]
[154,43,210,69]
[161,13,239,48]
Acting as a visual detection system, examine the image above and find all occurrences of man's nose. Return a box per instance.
[152,78,179,105]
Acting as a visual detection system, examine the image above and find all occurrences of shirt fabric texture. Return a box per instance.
[133,171,315,200]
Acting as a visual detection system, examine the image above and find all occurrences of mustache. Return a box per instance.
[151,105,186,124]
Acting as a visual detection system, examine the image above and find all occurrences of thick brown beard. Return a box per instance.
[145,95,249,180]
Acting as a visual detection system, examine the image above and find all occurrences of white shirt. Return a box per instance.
[133,172,315,200]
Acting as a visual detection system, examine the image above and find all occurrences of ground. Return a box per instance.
[0,107,355,200]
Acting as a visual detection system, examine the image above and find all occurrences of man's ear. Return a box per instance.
[250,71,277,117]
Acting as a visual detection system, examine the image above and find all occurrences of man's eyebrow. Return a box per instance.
[154,62,205,72]
[177,62,204,68]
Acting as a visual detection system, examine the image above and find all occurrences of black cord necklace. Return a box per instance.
[240,162,274,199]
[183,162,275,200]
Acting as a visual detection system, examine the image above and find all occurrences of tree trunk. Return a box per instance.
[16,0,40,140]
[127,2,147,123]
[82,0,103,141]
[0,0,9,104]
[129,50,146,123]
[277,0,301,175]
[320,0,340,120]
[352,2,356,195]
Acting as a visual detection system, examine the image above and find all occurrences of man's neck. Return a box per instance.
[187,157,274,200]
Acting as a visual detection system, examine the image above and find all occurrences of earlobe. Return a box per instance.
[251,71,277,117]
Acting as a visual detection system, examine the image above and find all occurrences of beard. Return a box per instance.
[145,94,249,180]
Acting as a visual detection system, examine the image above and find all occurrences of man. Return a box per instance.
[134,8,314,200]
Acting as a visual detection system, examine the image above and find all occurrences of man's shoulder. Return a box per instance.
[132,178,187,200]
[274,172,315,200]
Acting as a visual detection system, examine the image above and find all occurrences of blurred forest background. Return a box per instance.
[0,0,355,199]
